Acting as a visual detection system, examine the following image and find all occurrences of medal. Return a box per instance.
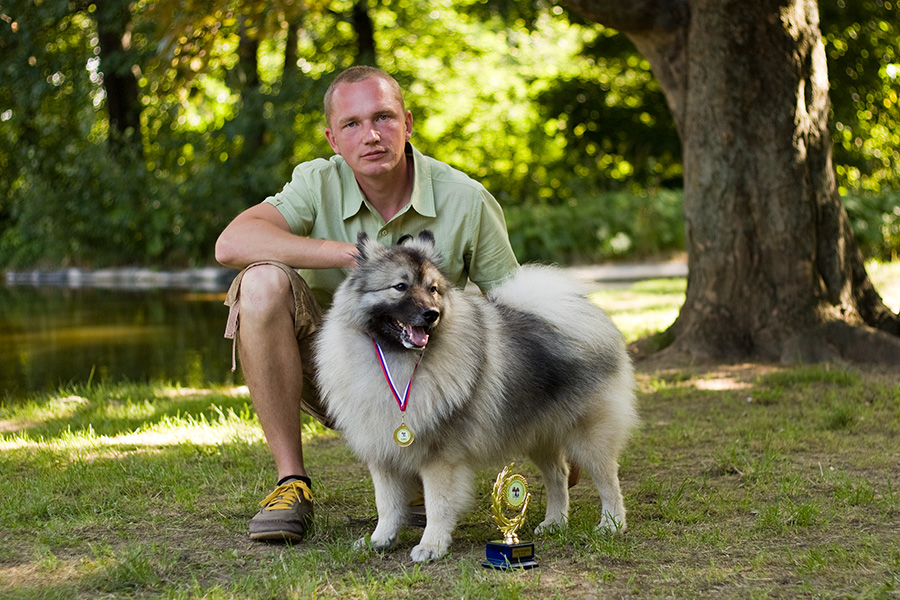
[393,423,415,447]
[373,340,424,448]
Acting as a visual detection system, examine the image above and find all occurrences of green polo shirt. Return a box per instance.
[265,143,519,306]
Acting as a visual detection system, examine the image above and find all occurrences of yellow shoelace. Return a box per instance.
[260,480,313,511]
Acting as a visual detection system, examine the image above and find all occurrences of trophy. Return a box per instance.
[482,464,538,570]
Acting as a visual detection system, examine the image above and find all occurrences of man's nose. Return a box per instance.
[364,123,381,142]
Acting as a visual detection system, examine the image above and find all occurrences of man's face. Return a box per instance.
[325,77,413,180]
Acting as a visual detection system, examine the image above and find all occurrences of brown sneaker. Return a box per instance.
[249,480,314,541]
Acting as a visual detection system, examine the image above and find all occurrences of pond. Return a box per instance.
[0,280,243,401]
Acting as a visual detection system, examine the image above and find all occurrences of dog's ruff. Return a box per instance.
[315,231,638,562]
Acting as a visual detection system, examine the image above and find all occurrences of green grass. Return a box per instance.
[590,277,686,343]
[1,263,899,599]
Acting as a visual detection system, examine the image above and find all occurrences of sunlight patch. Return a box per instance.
[694,377,752,391]
[0,419,263,451]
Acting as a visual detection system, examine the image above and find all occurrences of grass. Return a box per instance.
[1,262,899,599]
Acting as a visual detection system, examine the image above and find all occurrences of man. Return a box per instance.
[215,66,519,542]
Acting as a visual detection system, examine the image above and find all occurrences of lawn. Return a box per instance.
[1,263,898,599]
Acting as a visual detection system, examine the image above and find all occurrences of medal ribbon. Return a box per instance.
[372,339,423,411]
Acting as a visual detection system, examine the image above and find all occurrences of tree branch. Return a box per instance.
[563,0,689,34]
[564,0,691,133]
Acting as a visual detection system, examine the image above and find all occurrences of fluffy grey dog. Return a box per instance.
[315,231,637,562]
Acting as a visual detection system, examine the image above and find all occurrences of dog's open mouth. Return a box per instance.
[393,319,430,349]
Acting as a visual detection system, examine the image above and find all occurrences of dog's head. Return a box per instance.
[341,230,446,350]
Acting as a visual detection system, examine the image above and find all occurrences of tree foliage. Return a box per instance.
[0,0,897,268]
[821,0,900,194]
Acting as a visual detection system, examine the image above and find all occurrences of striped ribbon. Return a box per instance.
[372,339,424,411]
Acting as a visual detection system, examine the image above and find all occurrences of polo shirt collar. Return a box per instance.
[340,143,436,221]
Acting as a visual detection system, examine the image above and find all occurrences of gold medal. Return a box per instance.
[393,423,415,447]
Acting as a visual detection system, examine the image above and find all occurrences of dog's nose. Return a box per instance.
[422,310,439,324]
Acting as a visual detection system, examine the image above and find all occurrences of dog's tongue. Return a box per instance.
[406,325,429,348]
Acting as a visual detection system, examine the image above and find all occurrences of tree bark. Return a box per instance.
[235,16,266,160]
[352,0,377,67]
[564,0,900,364]
[95,0,142,156]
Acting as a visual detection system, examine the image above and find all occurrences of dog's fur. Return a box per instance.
[315,231,638,562]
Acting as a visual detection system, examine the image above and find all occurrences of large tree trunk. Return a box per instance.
[565,0,900,364]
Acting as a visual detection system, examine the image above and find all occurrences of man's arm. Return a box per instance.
[215,202,358,270]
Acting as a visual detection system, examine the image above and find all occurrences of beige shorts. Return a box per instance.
[223,261,333,428]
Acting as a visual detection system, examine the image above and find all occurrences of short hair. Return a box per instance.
[324,66,406,126]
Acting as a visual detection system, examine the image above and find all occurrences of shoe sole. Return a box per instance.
[249,529,308,542]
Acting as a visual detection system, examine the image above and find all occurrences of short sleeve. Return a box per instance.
[468,190,519,291]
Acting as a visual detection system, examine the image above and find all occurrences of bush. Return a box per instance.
[503,189,684,265]
[503,189,900,265]
[843,191,900,261]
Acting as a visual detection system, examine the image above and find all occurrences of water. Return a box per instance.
[0,284,243,401]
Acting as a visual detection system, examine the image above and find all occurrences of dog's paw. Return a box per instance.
[353,536,368,551]
[596,513,627,534]
[371,532,397,551]
[354,533,396,552]
[534,518,566,536]
[410,541,448,563]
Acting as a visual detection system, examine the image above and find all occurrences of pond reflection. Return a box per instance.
[0,285,241,400]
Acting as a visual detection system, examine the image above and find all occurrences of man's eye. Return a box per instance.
[393,283,408,292]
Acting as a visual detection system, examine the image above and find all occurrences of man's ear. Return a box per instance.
[325,128,341,155]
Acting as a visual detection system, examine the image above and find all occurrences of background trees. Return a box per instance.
[0,0,897,271]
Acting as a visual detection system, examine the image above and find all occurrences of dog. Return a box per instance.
[315,230,638,562]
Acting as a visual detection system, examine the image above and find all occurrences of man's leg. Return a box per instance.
[235,264,314,541]
[238,265,307,479]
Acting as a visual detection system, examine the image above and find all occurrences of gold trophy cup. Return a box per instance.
[482,464,538,570]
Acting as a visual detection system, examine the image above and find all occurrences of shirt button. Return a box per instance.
[379,230,387,237]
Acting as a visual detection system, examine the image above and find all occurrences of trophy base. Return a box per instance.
[482,540,538,570]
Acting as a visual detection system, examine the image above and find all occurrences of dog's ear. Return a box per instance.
[355,231,387,265]
[356,231,373,264]
[355,231,369,262]
[394,231,433,248]
[403,229,442,268]
[417,230,435,247]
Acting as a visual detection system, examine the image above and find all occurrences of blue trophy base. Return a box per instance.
[482,540,538,570]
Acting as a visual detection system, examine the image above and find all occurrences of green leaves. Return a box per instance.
[2,0,899,268]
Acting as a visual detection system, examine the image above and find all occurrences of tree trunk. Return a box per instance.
[95,0,142,156]
[352,0,377,67]
[284,18,300,78]
[235,17,266,160]
[564,0,900,364]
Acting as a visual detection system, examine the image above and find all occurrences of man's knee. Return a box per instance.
[239,264,295,317]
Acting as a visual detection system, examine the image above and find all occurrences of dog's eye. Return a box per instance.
[393,283,408,292]
[430,285,439,294]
